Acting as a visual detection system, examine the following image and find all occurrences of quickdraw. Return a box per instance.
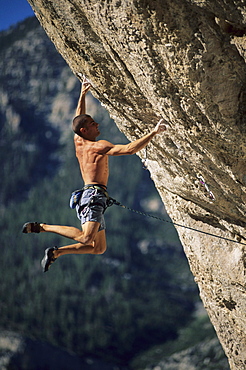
[197,174,215,201]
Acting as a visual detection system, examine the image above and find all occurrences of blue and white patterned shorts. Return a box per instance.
[76,188,107,231]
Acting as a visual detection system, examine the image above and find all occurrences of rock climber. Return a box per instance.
[22,76,167,272]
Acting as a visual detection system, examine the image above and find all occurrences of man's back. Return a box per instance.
[74,135,109,186]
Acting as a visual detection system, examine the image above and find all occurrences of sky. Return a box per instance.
[0,0,35,31]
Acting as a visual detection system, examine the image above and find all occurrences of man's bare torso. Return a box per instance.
[74,135,109,187]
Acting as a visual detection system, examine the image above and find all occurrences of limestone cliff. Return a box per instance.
[26,1,246,368]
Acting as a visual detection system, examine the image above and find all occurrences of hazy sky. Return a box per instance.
[0,0,35,31]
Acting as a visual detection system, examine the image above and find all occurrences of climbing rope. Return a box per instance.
[108,198,246,246]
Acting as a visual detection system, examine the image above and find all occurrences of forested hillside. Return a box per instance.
[0,17,227,369]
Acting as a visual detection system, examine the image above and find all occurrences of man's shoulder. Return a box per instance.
[74,134,82,143]
[97,139,112,145]
[94,139,114,154]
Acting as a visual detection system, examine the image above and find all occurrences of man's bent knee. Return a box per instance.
[92,244,107,255]
[77,232,95,246]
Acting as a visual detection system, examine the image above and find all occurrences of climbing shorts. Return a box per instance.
[76,188,107,231]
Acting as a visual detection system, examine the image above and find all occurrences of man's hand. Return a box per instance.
[81,76,91,95]
[153,118,168,134]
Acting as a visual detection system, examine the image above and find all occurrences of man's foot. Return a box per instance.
[22,222,43,233]
[41,247,58,272]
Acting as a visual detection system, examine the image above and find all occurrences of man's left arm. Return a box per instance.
[75,76,91,116]
[99,119,167,156]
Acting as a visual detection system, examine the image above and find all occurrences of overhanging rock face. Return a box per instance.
[27,0,246,368]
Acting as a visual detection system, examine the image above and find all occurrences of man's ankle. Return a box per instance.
[53,248,59,258]
[39,223,46,232]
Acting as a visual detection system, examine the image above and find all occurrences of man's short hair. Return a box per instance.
[72,114,91,136]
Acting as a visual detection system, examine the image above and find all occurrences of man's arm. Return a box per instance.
[75,76,91,116]
[100,119,167,156]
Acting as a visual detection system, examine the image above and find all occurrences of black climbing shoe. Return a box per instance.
[41,247,58,272]
[22,222,43,234]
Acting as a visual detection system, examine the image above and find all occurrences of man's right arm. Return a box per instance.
[75,76,91,116]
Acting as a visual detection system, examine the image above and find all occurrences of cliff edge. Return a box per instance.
[27,1,246,368]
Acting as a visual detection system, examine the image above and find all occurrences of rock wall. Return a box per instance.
[27,0,246,368]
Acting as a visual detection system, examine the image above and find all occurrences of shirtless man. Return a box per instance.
[22,77,167,272]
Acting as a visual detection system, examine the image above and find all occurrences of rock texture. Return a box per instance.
[27,1,246,369]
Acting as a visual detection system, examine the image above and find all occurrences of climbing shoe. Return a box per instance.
[22,222,43,234]
[41,247,58,272]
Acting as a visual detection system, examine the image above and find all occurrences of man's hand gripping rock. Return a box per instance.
[153,118,168,135]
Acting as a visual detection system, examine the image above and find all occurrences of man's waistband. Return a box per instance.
[83,184,108,198]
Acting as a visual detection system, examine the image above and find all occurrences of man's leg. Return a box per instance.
[55,229,107,257]
[40,221,107,256]
[39,223,85,241]
[40,221,107,272]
